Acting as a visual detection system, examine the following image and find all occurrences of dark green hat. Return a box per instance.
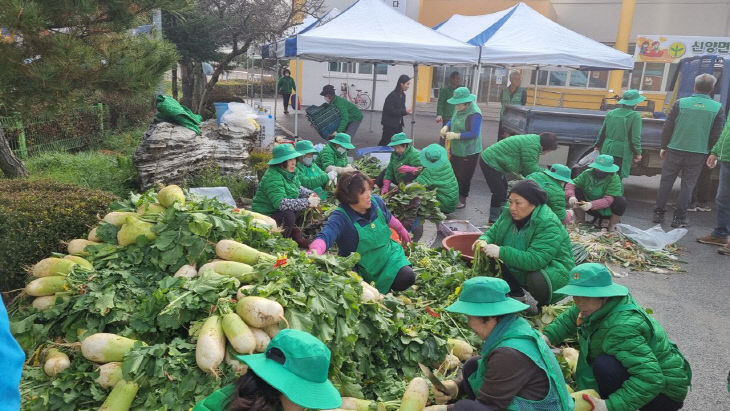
[419,144,448,169]
[447,87,476,105]
[238,329,342,409]
[544,163,573,184]
[618,89,646,106]
[446,277,529,316]
[387,132,413,147]
[268,144,302,165]
[330,133,355,150]
[554,263,628,298]
[589,154,620,173]
[295,140,317,155]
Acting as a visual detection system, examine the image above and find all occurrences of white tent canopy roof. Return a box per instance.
[283,0,478,65]
[434,2,633,70]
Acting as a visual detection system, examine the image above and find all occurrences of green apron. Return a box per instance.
[468,317,573,411]
[337,198,410,293]
[599,108,640,179]
[500,86,525,117]
[449,102,483,157]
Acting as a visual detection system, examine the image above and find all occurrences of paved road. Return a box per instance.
[275,106,730,409]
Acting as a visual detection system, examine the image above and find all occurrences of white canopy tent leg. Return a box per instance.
[472,47,483,97]
[273,57,279,122]
[259,57,264,106]
[533,68,538,106]
[294,57,299,138]
[410,63,418,143]
[369,66,377,132]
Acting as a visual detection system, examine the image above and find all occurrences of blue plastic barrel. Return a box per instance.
[214,102,229,125]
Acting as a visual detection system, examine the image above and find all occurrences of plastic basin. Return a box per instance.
[214,102,229,125]
[442,233,482,262]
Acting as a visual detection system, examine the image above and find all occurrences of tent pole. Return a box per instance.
[410,63,418,143]
[273,57,279,122]
[533,68,538,106]
[369,64,377,132]
[472,47,483,97]
[260,56,264,106]
[294,57,299,138]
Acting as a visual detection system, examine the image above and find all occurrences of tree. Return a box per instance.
[0,125,28,178]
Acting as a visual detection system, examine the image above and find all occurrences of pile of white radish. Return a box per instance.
[360,281,384,303]
[25,255,94,310]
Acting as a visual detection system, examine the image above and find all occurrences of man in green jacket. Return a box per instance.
[697,115,730,255]
[435,71,461,125]
[315,132,355,174]
[295,140,334,200]
[380,132,422,194]
[653,73,726,228]
[526,163,574,224]
[277,68,296,114]
[498,71,527,141]
[543,263,691,411]
[320,84,363,138]
[594,89,645,179]
[416,144,458,214]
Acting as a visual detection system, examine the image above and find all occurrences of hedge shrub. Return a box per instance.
[0,180,116,292]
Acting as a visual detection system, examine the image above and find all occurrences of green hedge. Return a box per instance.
[0,180,116,292]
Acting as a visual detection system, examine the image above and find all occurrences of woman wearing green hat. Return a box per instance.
[566,154,626,232]
[193,329,342,411]
[315,132,356,176]
[439,86,483,209]
[526,163,574,224]
[594,90,645,179]
[252,144,320,248]
[542,263,691,411]
[295,140,334,200]
[425,276,573,410]
[415,144,459,214]
[380,132,422,194]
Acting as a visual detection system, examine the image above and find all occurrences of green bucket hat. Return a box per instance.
[447,87,476,105]
[589,154,620,173]
[295,139,317,155]
[419,143,448,169]
[330,133,355,150]
[387,132,413,147]
[238,329,342,409]
[618,89,646,106]
[268,144,302,165]
[554,263,628,298]
[446,277,529,317]
[544,163,573,184]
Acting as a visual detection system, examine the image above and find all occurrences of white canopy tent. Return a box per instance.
[274,0,479,139]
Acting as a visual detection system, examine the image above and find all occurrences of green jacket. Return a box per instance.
[193,384,235,410]
[277,76,296,94]
[543,295,691,411]
[572,169,623,217]
[296,162,328,191]
[479,204,573,303]
[315,143,349,170]
[596,107,642,178]
[711,110,730,162]
[384,145,421,184]
[526,171,567,222]
[415,162,459,214]
[500,86,526,117]
[331,95,363,132]
[436,85,457,120]
[251,166,301,215]
[480,134,543,176]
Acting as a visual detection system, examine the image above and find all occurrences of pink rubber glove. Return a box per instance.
[382,179,391,194]
[388,215,411,244]
[308,238,327,255]
[398,165,419,174]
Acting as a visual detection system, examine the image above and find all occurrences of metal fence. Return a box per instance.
[0,103,105,158]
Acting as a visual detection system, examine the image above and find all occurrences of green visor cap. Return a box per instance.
[447,87,476,105]
[268,144,302,165]
[544,163,573,184]
[330,133,355,150]
[419,144,448,169]
[589,154,620,173]
[295,139,317,155]
[388,132,413,147]
[554,263,628,298]
[238,329,342,409]
[618,89,646,106]
[446,277,530,316]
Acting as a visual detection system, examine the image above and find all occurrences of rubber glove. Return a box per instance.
[325,165,336,173]
[388,215,411,244]
[398,165,419,174]
[445,131,461,141]
[484,244,500,258]
[308,195,320,208]
[580,201,593,211]
[327,170,338,181]
[568,196,578,207]
[565,209,574,223]
[472,239,488,251]
[381,179,391,194]
[436,115,443,124]
[308,238,326,256]
[432,380,458,404]
[440,126,449,137]
[582,394,608,411]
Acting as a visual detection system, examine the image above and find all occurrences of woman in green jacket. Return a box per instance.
[295,140,334,200]
[315,132,355,175]
[252,144,320,248]
[380,132,422,194]
[594,89,645,179]
[192,329,341,411]
[415,144,459,214]
[566,154,626,232]
[424,276,573,411]
[277,69,296,114]
[543,263,691,411]
[479,133,559,222]
[526,163,574,224]
[474,180,573,314]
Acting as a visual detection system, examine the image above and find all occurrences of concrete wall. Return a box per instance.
[322,0,420,19]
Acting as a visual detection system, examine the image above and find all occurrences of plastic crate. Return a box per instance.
[438,220,482,237]
[305,104,341,140]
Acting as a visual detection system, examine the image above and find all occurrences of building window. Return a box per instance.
[569,70,588,88]
[357,63,388,75]
[329,62,386,75]
[588,71,609,89]
[549,71,568,87]
[328,62,356,73]
[530,69,610,89]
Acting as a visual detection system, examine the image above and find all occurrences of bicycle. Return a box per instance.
[340,83,372,110]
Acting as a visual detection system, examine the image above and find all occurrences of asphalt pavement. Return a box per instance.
[274,105,730,409]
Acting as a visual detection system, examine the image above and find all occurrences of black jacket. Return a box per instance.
[381,89,407,128]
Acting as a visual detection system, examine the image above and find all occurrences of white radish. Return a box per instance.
[263,324,281,339]
[440,354,461,372]
[173,264,198,278]
[64,255,94,270]
[236,296,288,329]
[88,226,101,242]
[103,211,134,227]
[26,276,67,297]
[250,328,271,353]
[81,333,140,363]
[31,257,76,278]
[216,239,275,265]
[68,239,99,256]
[225,349,249,376]
[197,259,223,274]
[32,295,58,310]
[95,362,123,389]
[448,338,474,361]
[236,285,256,301]
[340,397,373,411]
[196,315,226,376]
[43,348,70,377]
[221,312,256,355]
[99,379,138,411]
[399,377,429,411]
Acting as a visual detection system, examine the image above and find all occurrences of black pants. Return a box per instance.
[376,169,416,188]
[479,159,508,209]
[451,153,480,197]
[390,265,416,291]
[271,210,296,238]
[575,188,627,217]
[593,354,683,411]
[282,93,291,111]
[501,265,552,306]
[692,164,715,204]
[379,124,402,146]
[449,357,495,411]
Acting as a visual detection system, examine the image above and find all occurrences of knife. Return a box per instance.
[418,362,448,392]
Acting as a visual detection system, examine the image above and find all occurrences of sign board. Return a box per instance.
[383,0,407,15]
[635,35,730,63]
